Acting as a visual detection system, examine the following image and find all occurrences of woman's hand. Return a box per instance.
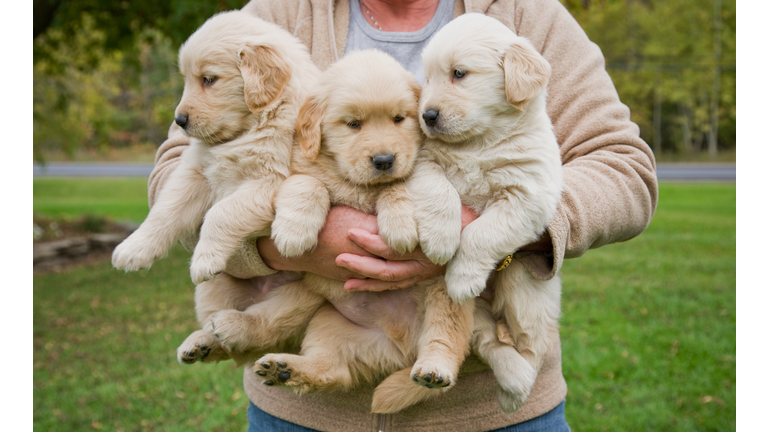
[338,205,481,292]
[258,205,478,291]
[257,206,380,281]
[257,204,555,292]
[337,228,444,291]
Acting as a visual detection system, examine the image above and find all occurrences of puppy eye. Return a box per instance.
[453,70,467,79]
[202,76,217,86]
[393,116,404,124]
[346,120,361,129]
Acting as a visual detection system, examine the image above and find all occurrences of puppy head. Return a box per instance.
[419,13,551,143]
[175,11,292,144]
[296,50,422,185]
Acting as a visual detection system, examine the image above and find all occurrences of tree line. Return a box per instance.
[33,0,735,162]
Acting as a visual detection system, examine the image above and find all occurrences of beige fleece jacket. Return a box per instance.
[149,0,658,430]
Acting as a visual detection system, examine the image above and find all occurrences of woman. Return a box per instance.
[150,0,658,430]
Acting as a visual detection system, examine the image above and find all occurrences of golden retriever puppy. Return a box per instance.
[111,11,318,286]
[409,13,564,414]
[206,50,474,414]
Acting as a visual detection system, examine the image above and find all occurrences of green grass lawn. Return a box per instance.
[33,178,735,431]
[34,178,151,223]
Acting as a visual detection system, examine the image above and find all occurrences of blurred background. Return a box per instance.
[32,0,736,164]
[32,1,736,431]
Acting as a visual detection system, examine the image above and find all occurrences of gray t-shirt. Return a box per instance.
[345,0,455,84]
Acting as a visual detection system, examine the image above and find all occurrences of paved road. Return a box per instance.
[34,163,154,177]
[655,163,736,181]
[33,162,736,181]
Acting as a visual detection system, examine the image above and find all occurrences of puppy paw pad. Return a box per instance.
[177,344,211,364]
[254,358,293,386]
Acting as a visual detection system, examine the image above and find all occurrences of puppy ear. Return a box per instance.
[296,95,323,160]
[409,77,422,101]
[239,44,292,113]
[503,41,551,111]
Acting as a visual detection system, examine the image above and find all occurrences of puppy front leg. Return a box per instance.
[377,182,419,254]
[445,197,544,303]
[270,175,330,258]
[406,161,462,264]
[190,174,282,283]
[112,161,213,271]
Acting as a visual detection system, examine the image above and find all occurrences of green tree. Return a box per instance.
[33,0,245,162]
[560,0,736,157]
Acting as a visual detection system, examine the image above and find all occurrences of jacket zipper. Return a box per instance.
[378,413,388,432]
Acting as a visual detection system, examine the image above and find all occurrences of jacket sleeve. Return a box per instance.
[494,0,659,279]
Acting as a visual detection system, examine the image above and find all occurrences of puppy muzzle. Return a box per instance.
[175,114,189,129]
[371,154,396,172]
[422,109,439,128]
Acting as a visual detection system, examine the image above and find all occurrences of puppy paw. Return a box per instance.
[445,264,488,303]
[270,218,319,258]
[493,356,536,414]
[379,215,419,255]
[497,389,528,415]
[410,360,455,390]
[414,208,461,265]
[210,310,257,352]
[177,329,231,364]
[253,354,321,395]
[421,234,460,265]
[189,251,226,284]
[177,343,211,364]
[177,335,214,364]
[111,233,165,271]
[418,219,461,265]
[253,355,294,387]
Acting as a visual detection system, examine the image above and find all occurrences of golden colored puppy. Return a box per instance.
[112,11,318,284]
[110,11,319,364]
[206,50,474,414]
[409,14,564,414]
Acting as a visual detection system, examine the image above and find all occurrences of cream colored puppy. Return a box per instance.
[207,50,474,414]
[410,13,564,414]
[112,11,318,285]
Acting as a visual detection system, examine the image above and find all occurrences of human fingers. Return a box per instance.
[343,275,424,292]
[335,252,443,282]
[346,228,418,261]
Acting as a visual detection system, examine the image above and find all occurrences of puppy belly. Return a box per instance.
[328,289,418,347]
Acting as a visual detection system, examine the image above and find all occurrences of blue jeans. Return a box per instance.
[247,400,570,432]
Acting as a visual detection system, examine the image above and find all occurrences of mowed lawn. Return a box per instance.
[33,178,735,431]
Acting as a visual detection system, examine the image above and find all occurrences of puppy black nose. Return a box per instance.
[175,114,189,128]
[371,154,395,171]
[422,109,439,127]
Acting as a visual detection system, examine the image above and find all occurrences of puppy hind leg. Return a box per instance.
[178,273,261,364]
[210,279,325,352]
[497,267,562,375]
[254,304,379,394]
[473,298,535,414]
[411,277,474,390]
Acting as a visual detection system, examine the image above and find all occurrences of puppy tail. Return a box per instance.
[371,367,447,413]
